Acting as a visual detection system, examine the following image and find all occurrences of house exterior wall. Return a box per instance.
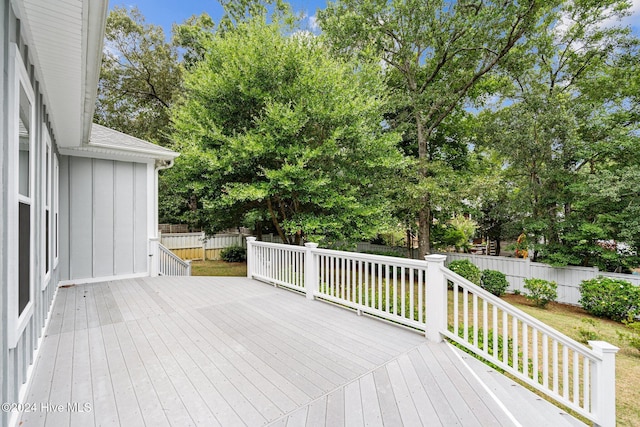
[1,2,60,425]
[59,156,149,282]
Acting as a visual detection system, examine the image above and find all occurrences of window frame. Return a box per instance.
[42,124,52,288]
[53,152,60,268]
[7,43,36,348]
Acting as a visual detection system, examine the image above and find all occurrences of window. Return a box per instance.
[8,44,36,348]
[42,125,52,287]
[53,153,59,267]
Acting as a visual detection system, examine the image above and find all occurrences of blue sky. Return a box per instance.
[113,0,327,34]
[112,0,640,37]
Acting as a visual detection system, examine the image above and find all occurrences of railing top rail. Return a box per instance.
[312,247,428,269]
[158,242,190,266]
[249,241,307,252]
[442,268,601,361]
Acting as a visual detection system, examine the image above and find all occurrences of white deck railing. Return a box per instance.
[246,239,618,427]
[150,238,192,276]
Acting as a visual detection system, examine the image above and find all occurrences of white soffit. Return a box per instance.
[17,0,108,148]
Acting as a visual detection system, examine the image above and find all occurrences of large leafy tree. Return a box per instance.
[94,7,182,146]
[169,19,406,244]
[318,0,558,256]
[477,0,640,269]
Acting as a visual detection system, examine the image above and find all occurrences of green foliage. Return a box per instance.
[171,19,405,245]
[220,246,247,263]
[318,0,556,256]
[579,276,640,322]
[95,7,181,146]
[361,250,405,258]
[448,260,481,285]
[523,278,558,308]
[480,270,509,297]
[576,318,601,344]
[617,322,640,353]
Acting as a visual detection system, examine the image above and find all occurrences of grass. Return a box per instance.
[503,294,640,427]
[190,260,247,276]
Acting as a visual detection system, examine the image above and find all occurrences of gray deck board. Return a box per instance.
[19,276,587,427]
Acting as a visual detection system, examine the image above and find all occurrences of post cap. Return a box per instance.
[305,242,319,248]
[425,254,447,263]
[246,236,257,242]
[588,341,620,354]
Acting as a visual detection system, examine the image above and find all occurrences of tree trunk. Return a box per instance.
[415,109,431,258]
[267,198,289,244]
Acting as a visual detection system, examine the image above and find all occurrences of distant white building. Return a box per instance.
[0,1,178,424]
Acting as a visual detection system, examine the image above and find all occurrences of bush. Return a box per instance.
[448,260,481,285]
[480,269,509,296]
[579,276,640,322]
[523,278,557,308]
[220,246,247,262]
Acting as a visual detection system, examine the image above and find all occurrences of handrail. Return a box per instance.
[245,240,618,427]
[441,267,604,422]
[157,242,191,276]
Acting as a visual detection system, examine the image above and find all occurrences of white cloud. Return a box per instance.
[308,15,320,33]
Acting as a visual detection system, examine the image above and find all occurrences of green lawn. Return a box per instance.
[190,260,247,276]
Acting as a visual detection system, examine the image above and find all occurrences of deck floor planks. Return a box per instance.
[44,330,74,427]
[126,318,198,427]
[163,313,297,420]
[395,352,440,424]
[19,276,588,427]
[199,304,331,397]
[155,311,280,424]
[86,324,120,427]
[342,380,364,427]
[69,328,95,427]
[238,293,401,371]
[429,341,511,427]
[112,321,172,427]
[359,373,384,427]
[212,302,356,386]
[385,359,423,426]
[173,307,311,410]
[325,385,345,427]
[100,323,146,426]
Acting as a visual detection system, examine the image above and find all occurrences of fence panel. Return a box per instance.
[442,252,640,305]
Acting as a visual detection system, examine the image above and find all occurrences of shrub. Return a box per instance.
[523,278,557,308]
[579,276,640,322]
[480,269,509,296]
[448,260,481,285]
[220,246,247,262]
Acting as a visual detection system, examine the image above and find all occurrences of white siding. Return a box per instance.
[61,157,149,281]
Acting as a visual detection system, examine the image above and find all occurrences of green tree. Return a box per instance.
[170,19,406,244]
[94,6,182,146]
[477,0,640,269]
[318,0,557,256]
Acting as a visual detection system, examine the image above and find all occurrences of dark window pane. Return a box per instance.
[45,210,50,273]
[19,202,31,314]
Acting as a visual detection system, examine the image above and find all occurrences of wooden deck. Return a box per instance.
[19,276,586,426]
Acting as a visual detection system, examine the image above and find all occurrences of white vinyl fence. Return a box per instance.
[444,253,640,306]
[160,232,284,260]
[246,239,618,427]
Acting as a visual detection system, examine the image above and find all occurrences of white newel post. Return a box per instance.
[589,341,619,427]
[149,237,160,277]
[304,243,319,300]
[425,254,447,342]
[246,237,256,279]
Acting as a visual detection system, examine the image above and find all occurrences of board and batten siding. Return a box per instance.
[1,3,60,425]
[59,156,150,281]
